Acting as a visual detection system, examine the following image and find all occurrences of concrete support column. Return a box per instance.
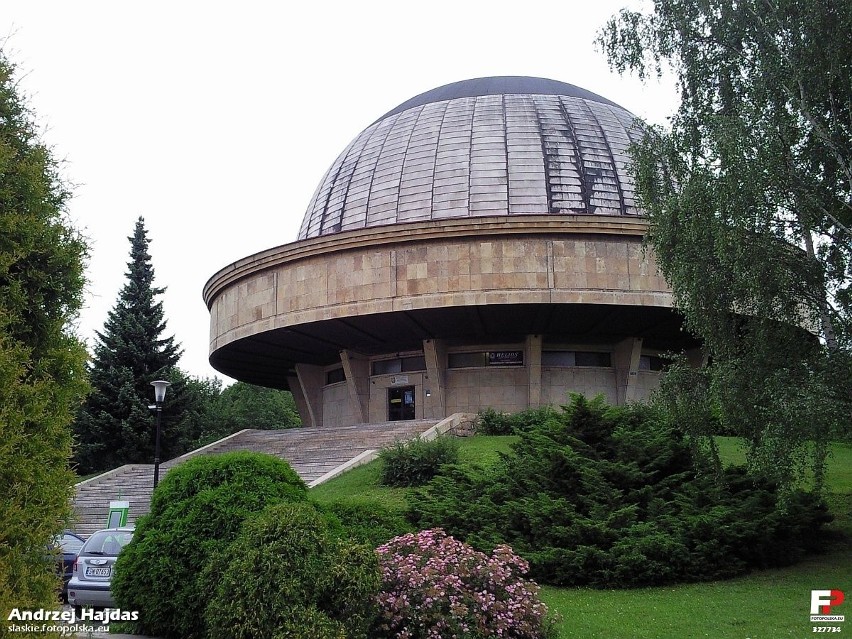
[285,373,307,426]
[526,334,542,408]
[340,350,369,423]
[294,363,324,428]
[613,337,643,405]
[422,339,447,419]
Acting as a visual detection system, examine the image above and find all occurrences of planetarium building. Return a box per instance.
[204,77,698,428]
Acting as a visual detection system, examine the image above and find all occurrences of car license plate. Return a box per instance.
[85,566,110,577]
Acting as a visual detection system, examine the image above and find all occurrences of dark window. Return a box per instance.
[401,356,426,372]
[372,359,401,375]
[448,352,488,369]
[372,356,426,375]
[542,351,576,367]
[325,367,346,385]
[448,351,526,368]
[543,351,611,367]
[639,355,666,372]
[574,351,612,367]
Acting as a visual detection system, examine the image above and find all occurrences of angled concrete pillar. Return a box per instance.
[286,373,308,426]
[422,339,447,419]
[613,337,643,405]
[294,363,324,428]
[340,349,369,423]
[526,334,542,408]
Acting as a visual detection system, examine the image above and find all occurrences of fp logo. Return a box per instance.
[811,590,845,622]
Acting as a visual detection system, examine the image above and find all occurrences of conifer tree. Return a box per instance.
[74,217,183,473]
[0,50,90,620]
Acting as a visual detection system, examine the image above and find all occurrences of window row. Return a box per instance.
[326,351,667,383]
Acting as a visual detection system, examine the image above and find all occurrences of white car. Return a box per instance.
[67,527,134,613]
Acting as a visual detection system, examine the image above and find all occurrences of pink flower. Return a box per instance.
[375,529,550,639]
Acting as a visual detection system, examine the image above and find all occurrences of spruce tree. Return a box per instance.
[74,217,183,473]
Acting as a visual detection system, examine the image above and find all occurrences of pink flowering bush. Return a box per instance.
[375,529,555,639]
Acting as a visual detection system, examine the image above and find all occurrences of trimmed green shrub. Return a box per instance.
[477,406,558,435]
[323,500,413,547]
[112,452,307,639]
[476,407,514,435]
[379,435,459,487]
[205,501,380,639]
[410,395,832,587]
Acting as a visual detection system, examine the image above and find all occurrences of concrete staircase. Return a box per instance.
[72,420,435,537]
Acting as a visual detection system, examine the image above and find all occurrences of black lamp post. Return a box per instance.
[150,380,171,488]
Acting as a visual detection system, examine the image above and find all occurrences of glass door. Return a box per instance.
[388,386,415,420]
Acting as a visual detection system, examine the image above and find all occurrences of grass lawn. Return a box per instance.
[541,546,851,639]
[310,435,518,510]
[310,436,852,639]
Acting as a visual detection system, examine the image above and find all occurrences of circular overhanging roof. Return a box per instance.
[211,302,693,390]
[298,76,644,240]
[205,216,694,390]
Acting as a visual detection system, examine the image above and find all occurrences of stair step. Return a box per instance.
[72,421,436,536]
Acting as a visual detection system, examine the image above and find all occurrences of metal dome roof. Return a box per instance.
[298,76,643,240]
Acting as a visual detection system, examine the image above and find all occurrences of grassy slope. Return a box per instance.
[310,435,518,509]
[310,437,852,639]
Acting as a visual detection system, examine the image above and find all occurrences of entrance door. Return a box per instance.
[388,386,416,421]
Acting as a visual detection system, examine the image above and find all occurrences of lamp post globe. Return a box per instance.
[151,380,171,488]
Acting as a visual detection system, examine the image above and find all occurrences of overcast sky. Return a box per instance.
[2,1,676,384]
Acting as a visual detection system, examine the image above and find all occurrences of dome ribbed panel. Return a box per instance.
[340,116,398,232]
[534,95,586,213]
[469,95,508,216]
[566,98,624,215]
[505,94,548,214]
[297,80,645,240]
[398,102,446,223]
[366,107,423,228]
[593,105,637,215]
[320,123,375,235]
[303,134,358,238]
[299,174,325,238]
[300,164,333,239]
[432,97,475,219]
[607,105,643,216]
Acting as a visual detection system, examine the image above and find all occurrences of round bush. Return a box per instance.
[476,407,514,435]
[112,452,307,639]
[379,435,459,487]
[374,529,555,639]
[205,501,380,639]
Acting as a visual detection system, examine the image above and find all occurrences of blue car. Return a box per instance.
[52,530,85,602]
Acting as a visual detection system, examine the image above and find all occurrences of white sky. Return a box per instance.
[1,1,675,384]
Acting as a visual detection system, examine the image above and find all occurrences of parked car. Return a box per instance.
[67,527,134,613]
[51,530,85,602]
